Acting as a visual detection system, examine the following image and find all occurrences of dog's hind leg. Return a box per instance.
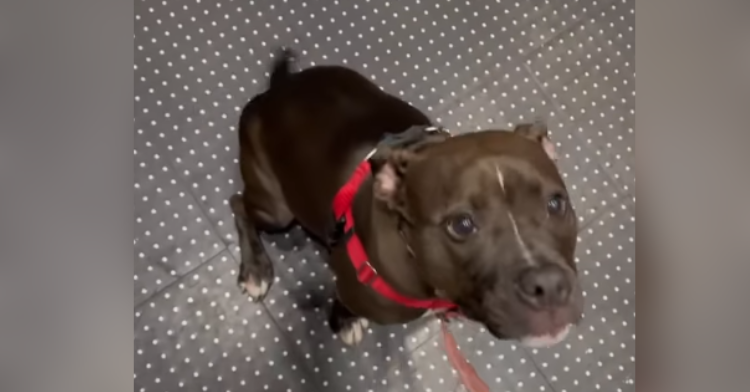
[231,95,294,301]
[230,193,291,301]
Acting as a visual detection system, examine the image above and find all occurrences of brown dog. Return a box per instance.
[230,49,583,347]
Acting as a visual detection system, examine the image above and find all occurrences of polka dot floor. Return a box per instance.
[134,1,635,391]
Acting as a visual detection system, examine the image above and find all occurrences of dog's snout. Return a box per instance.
[516,264,571,309]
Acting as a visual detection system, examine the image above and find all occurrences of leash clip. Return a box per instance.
[436,309,461,324]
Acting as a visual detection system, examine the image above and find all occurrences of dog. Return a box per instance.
[230,49,583,348]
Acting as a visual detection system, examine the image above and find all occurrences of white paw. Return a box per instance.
[241,278,270,301]
[339,318,369,346]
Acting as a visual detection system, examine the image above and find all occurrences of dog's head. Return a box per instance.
[371,121,583,347]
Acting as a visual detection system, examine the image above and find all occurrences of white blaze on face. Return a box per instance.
[496,165,535,266]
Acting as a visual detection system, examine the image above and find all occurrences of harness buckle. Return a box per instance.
[326,215,348,248]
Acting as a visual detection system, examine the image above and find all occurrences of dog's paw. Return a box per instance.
[239,276,270,302]
[338,318,369,346]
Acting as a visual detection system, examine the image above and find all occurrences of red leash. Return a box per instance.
[439,312,490,392]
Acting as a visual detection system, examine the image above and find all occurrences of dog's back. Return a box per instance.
[238,50,430,236]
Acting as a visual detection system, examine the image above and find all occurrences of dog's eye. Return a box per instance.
[547,193,567,215]
[446,214,477,238]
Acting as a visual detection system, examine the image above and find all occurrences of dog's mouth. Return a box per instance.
[482,319,576,348]
[475,300,582,347]
[454,274,584,347]
[520,323,573,348]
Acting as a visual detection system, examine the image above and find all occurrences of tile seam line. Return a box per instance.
[224,250,443,390]
[134,134,230,301]
[134,244,228,310]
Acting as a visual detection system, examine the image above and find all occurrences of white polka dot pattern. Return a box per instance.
[134,148,225,304]
[134,252,310,392]
[527,0,635,192]
[134,0,635,391]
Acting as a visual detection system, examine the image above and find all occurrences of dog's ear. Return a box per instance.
[370,130,449,217]
[513,119,558,161]
[370,148,419,217]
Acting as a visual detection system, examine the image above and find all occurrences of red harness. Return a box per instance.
[330,159,458,310]
[329,137,488,392]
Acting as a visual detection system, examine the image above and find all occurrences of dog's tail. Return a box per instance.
[269,47,296,88]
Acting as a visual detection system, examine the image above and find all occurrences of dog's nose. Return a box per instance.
[516,264,571,309]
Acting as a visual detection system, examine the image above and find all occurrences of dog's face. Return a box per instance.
[373,122,583,347]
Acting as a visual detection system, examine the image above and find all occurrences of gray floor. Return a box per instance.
[134,0,635,391]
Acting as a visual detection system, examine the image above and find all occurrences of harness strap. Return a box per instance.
[331,159,457,310]
[328,124,486,391]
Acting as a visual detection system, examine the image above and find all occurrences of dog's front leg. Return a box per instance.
[329,297,370,346]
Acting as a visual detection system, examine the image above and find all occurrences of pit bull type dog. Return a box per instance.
[230,49,584,348]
